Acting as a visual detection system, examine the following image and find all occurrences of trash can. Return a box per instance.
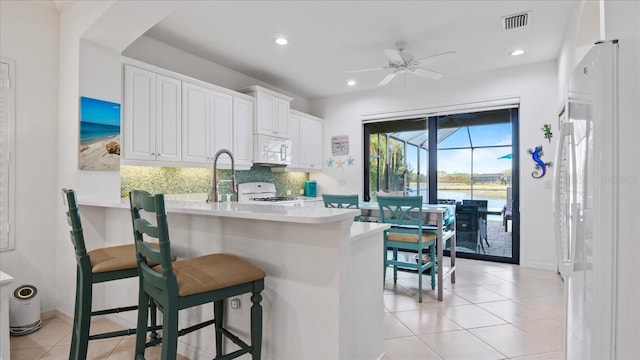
[9,284,42,336]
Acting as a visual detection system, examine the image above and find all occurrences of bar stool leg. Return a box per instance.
[69,270,81,360]
[214,300,224,357]
[149,300,158,341]
[134,288,149,359]
[251,291,263,360]
[161,309,178,360]
[73,271,92,360]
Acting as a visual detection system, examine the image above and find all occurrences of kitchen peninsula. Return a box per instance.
[77,199,389,360]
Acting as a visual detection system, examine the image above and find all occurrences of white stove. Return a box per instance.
[237,182,300,204]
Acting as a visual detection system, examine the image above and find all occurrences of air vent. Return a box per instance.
[503,12,529,30]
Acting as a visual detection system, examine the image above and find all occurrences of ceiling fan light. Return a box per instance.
[510,49,525,56]
[275,37,288,46]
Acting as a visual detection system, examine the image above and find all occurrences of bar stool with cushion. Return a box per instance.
[62,189,159,360]
[378,195,437,303]
[129,190,266,360]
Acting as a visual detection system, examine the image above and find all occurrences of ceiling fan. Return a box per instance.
[349,41,456,86]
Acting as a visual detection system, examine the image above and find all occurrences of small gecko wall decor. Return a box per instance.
[542,124,553,143]
[528,145,553,178]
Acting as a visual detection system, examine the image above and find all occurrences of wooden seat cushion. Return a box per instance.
[155,254,266,297]
[89,243,163,273]
[386,232,437,244]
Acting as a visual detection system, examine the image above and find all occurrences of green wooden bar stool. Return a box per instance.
[378,195,437,303]
[129,190,266,360]
[62,189,160,360]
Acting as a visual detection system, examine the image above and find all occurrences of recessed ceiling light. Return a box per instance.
[347,80,356,86]
[510,49,525,56]
[275,37,288,46]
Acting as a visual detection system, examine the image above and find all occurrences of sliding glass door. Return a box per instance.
[363,108,519,264]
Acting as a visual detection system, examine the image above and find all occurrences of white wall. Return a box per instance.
[311,61,559,269]
[77,40,122,202]
[0,1,60,312]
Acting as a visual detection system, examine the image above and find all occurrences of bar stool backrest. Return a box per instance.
[129,190,177,297]
[322,194,359,209]
[62,189,90,269]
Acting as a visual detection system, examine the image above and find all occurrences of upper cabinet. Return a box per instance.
[239,86,292,138]
[123,65,181,163]
[288,110,323,171]
[122,63,254,169]
[288,111,301,168]
[181,82,233,166]
[299,113,323,170]
[233,96,255,168]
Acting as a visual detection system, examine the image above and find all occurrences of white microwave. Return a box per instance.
[254,134,292,166]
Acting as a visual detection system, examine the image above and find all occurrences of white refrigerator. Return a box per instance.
[553,40,619,359]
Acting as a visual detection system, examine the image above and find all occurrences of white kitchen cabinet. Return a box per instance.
[181,82,233,166]
[299,113,323,170]
[123,65,181,163]
[287,110,323,171]
[239,86,292,138]
[288,111,301,168]
[233,95,255,168]
[210,90,233,166]
[181,82,209,163]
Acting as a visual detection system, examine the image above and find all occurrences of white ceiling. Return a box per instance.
[142,1,579,100]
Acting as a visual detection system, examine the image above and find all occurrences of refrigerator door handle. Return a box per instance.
[553,122,575,276]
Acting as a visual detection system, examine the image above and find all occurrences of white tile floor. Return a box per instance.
[381,257,565,360]
[10,258,565,359]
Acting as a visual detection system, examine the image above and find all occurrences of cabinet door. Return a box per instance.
[182,82,209,163]
[300,115,323,170]
[211,91,233,166]
[255,91,275,135]
[288,112,300,168]
[233,96,254,167]
[124,66,156,161]
[274,97,290,137]
[155,75,181,162]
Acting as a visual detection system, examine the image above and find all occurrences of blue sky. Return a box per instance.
[80,97,120,126]
[404,124,513,174]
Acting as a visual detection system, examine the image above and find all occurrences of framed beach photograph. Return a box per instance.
[79,96,121,171]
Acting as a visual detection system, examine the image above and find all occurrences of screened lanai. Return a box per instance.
[363,108,519,263]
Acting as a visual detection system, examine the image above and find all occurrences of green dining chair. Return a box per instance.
[322,194,359,209]
[62,189,159,360]
[129,190,266,360]
[377,195,437,303]
[322,194,360,221]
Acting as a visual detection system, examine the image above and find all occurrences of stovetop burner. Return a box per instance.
[250,196,298,202]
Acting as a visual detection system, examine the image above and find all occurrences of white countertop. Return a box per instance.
[79,198,359,224]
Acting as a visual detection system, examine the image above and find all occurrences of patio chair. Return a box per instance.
[503,186,512,232]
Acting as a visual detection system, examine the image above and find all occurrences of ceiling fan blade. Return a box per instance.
[413,68,444,80]
[346,67,385,73]
[378,72,397,86]
[415,51,458,65]
[383,49,403,63]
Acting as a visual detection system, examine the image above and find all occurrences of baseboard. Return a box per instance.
[52,310,73,324]
[521,261,557,272]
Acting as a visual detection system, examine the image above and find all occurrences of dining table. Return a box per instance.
[359,202,456,301]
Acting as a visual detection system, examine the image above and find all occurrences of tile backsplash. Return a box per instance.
[120,165,309,200]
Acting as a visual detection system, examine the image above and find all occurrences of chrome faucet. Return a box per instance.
[207,149,236,203]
